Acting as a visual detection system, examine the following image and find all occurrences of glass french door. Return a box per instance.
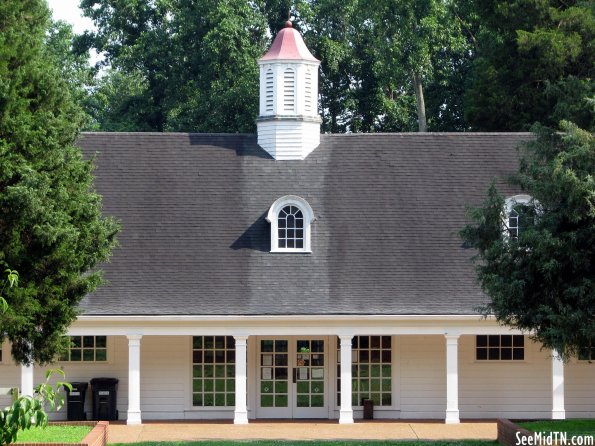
[257,337,328,418]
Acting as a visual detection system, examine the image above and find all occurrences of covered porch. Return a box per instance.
[11,315,586,425]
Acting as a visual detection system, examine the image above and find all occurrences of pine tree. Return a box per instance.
[0,0,119,365]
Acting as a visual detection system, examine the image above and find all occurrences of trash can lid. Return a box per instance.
[90,377,119,385]
[67,382,89,390]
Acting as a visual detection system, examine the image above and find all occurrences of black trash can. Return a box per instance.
[65,382,88,421]
[362,398,374,419]
[90,378,119,421]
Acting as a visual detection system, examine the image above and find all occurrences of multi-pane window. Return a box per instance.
[579,347,594,361]
[278,205,304,249]
[476,335,524,360]
[192,336,235,407]
[337,336,392,407]
[259,340,288,408]
[60,336,107,362]
[508,205,531,240]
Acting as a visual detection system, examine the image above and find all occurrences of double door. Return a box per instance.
[256,337,329,418]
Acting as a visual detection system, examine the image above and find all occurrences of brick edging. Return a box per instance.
[498,418,534,446]
[16,421,108,446]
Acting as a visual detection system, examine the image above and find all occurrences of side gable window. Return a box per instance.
[267,195,314,253]
[504,195,534,240]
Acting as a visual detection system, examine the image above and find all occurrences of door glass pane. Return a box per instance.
[295,339,325,408]
[260,340,288,408]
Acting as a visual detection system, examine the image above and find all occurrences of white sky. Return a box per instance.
[46,0,95,34]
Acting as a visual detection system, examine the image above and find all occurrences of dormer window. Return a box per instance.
[278,205,304,249]
[267,195,314,253]
[504,195,535,240]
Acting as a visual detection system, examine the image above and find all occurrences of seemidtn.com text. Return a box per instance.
[517,432,595,446]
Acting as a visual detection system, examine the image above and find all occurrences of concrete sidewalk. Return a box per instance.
[108,421,497,443]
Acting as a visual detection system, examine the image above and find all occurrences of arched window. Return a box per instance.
[267,195,314,253]
[283,68,295,112]
[278,205,304,249]
[265,69,274,113]
[504,195,534,240]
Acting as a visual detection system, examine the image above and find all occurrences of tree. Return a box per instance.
[460,121,595,359]
[465,0,594,131]
[304,0,472,132]
[0,0,119,365]
[80,0,269,132]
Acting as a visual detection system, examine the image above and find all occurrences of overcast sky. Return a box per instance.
[47,0,95,34]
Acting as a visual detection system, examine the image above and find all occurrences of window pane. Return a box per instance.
[95,336,107,348]
[70,349,82,361]
[488,336,500,347]
[501,335,512,347]
[513,348,524,360]
[488,348,499,360]
[476,335,487,347]
[296,240,304,249]
[501,348,512,360]
[83,336,95,348]
[83,349,94,361]
[476,347,487,360]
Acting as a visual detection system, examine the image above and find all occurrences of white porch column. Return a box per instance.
[445,334,460,424]
[233,335,249,424]
[127,334,142,425]
[339,335,354,424]
[552,350,565,419]
[20,363,34,397]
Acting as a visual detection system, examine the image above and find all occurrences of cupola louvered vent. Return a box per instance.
[305,70,312,113]
[265,69,274,113]
[283,68,295,112]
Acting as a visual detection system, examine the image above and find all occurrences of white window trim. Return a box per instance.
[266,195,314,253]
[58,335,112,364]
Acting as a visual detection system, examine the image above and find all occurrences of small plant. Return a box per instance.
[0,369,72,445]
[0,269,18,314]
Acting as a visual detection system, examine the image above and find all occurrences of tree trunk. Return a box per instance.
[413,71,427,132]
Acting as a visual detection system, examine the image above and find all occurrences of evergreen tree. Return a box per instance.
[460,121,595,359]
[465,0,594,131]
[0,0,119,365]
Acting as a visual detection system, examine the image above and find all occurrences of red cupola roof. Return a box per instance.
[259,21,319,62]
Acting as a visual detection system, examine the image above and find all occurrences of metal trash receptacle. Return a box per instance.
[90,377,119,421]
[362,398,374,419]
[66,382,88,421]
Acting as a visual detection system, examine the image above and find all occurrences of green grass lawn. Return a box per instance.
[15,424,92,443]
[518,419,595,436]
[108,441,497,446]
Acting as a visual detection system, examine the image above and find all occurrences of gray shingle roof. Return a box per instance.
[78,132,530,316]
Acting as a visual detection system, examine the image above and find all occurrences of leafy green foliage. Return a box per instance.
[465,0,594,131]
[0,0,119,365]
[303,0,472,132]
[0,270,18,314]
[461,122,595,359]
[0,369,71,445]
[80,0,268,132]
